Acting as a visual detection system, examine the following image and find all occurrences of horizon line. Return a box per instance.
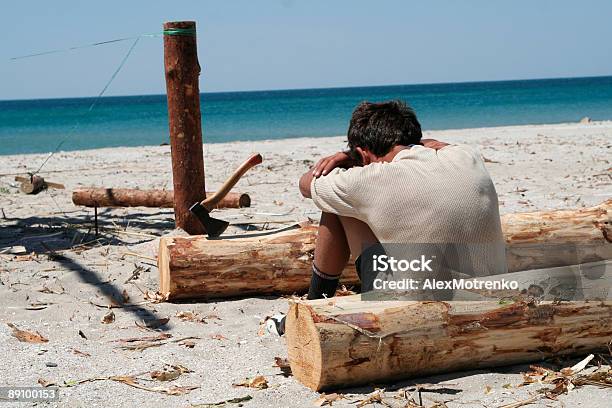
[2,73,611,103]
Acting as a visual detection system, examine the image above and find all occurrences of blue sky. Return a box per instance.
[2,0,611,99]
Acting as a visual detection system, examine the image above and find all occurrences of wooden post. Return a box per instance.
[163,21,206,235]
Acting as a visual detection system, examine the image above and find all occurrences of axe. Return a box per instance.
[189,153,263,237]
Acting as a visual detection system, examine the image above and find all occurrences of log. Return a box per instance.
[158,200,611,300]
[163,21,206,235]
[285,290,612,391]
[502,199,612,271]
[72,188,250,209]
[158,224,325,300]
[15,175,64,194]
[16,175,45,194]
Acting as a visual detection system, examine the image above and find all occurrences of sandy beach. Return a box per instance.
[1,121,611,407]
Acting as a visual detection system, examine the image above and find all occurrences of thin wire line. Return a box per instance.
[9,33,158,61]
[33,36,141,175]
[89,36,140,111]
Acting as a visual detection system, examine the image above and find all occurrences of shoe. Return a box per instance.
[266,314,286,336]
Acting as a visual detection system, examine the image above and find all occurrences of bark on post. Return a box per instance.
[163,21,206,234]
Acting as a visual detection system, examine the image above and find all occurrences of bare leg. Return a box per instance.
[313,212,350,277]
[307,212,348,299]
[313,213,378,274]
[338,216,379,259]
[309,212,379,299]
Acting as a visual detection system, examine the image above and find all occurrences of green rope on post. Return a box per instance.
[163,28,196,36]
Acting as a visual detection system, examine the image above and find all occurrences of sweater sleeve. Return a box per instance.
[310,167,364,219]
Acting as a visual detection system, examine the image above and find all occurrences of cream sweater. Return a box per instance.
[310,144,507,276]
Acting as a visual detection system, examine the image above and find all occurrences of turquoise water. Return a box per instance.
[1,76,612,155]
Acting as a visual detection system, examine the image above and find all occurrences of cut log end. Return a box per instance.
[158,237,173,295]
[238,193,250,208]
[19,175,45,194]
[286,302,324,390]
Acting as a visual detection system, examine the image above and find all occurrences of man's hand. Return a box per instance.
[300,151,356,198]
[312,151,355,178]
[421,139,449,150]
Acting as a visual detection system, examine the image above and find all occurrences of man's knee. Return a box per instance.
[314,212,350,275]
[337,216,378,258]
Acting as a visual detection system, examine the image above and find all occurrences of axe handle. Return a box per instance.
[201,153,262,210]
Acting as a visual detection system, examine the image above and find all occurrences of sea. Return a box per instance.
[1,75,612,155]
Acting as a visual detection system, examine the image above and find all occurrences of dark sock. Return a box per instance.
[307,264,339,300]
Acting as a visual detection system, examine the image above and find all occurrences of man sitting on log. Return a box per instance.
[298,100,506,300]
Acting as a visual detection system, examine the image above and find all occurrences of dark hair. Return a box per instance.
[347,100,422,159]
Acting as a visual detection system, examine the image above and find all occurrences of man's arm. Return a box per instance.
[299,169,314,198]
[300,151,356,198]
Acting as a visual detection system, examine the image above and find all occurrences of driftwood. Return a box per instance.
[158,200,611,300]
[285,291,612,390]
[72,188,250,209]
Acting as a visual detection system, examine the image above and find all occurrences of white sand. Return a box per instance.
[0,121,610,407]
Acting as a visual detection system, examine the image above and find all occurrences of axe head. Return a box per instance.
[189,202,229,237]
